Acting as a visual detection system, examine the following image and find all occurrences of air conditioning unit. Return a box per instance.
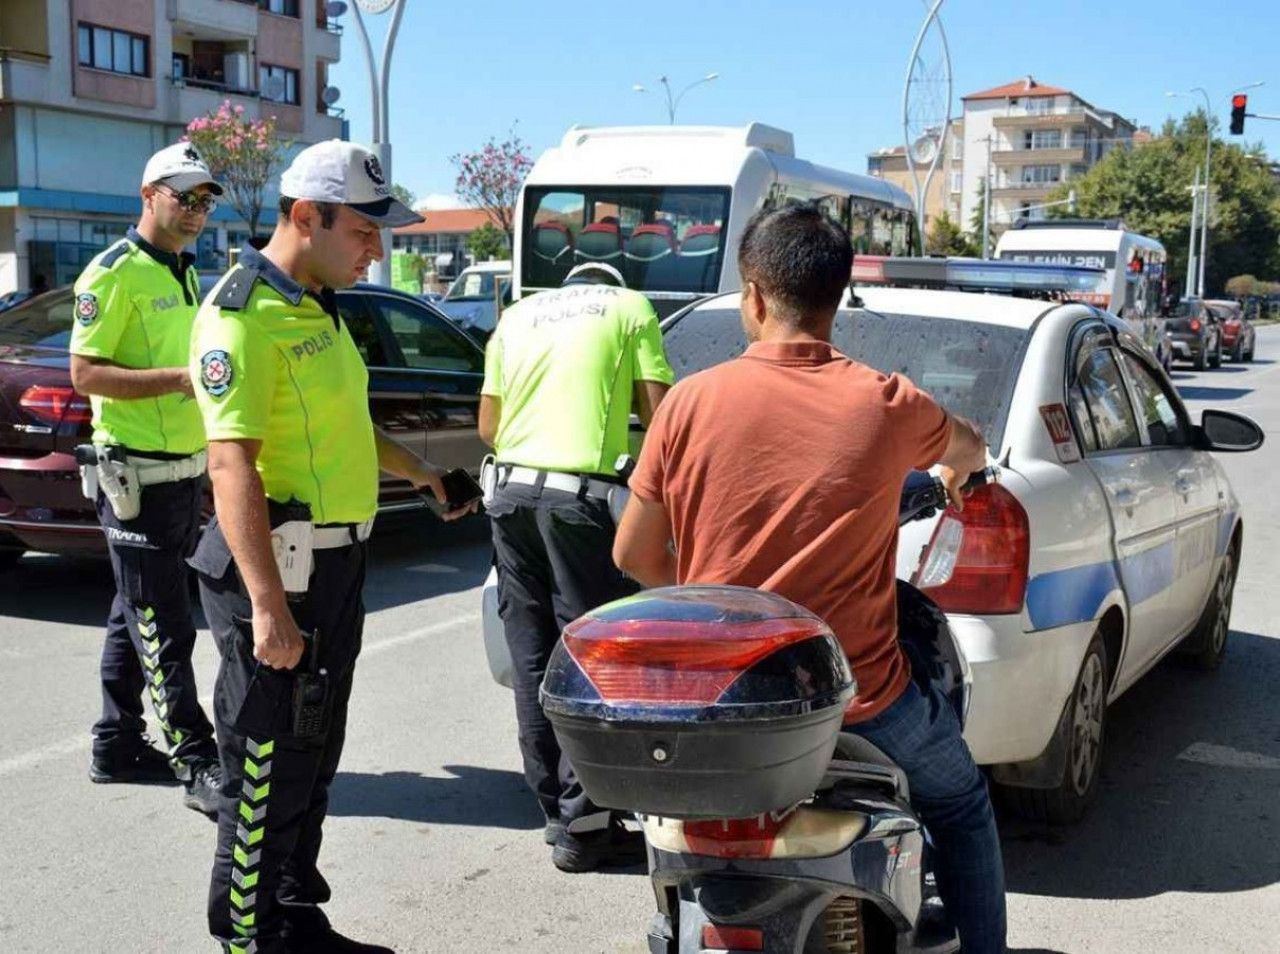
[223,52,251,92]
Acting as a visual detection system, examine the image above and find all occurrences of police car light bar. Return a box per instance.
[851,256,1105,296]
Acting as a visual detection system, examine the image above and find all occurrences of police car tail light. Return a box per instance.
[916,484,1029,615]
[561,617,822,705]
[19,385,91,426]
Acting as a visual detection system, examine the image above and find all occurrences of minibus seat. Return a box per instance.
[574,222,624,264]
[532,222,574,264]
[676,224,722,290]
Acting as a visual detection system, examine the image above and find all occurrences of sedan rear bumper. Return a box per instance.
[951,612,1097,766]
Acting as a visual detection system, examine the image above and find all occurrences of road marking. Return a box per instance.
[0,611,482,780]
[1177,741,1280,770]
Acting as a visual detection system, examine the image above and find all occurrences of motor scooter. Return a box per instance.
[541,469,995,954]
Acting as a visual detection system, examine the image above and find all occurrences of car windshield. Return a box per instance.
[446,271,499,301]
[1170,300,1199,319]
[521,186,731,296]
[0,289,74,351]
[662,305,1029,449]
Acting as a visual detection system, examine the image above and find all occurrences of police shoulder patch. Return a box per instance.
[98,240,131,269]
[75,292,99,326]
[199,349,234,397]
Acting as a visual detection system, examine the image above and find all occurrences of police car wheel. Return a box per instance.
[1181,545,1237,672]
[1000,633,1108,826]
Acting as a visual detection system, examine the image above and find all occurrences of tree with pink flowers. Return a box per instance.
[184,101,291,237]
[450,129,533,241]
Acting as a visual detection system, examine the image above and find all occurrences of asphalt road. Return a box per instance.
[1,329,1278,953]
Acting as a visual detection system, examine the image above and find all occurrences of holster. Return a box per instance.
[76,444,140,520]
[479,454,498,507]
[267,498,314,600]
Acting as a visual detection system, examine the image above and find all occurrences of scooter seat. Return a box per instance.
[832,733,911,801]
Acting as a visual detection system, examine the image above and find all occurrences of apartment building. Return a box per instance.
[961,77,1134,230]
[868,77,1136,241]
[0,0,345,294]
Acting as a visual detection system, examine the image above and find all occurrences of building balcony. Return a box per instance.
[993,111,1092,130]
[0,48,52,104]
[170,78,261,125]
[991,182,1058,201]
[311,22,341,62]
[991,145,1087,167]
[167,0,259,39]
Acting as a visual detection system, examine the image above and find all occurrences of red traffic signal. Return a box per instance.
[1230,94,1248,135]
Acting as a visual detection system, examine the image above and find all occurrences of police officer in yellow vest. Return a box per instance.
[479,261,674,872]
[188,140,467,954]
[70,142,223,816]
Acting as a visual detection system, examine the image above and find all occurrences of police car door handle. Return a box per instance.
[1114,488,1138,508]
[1174,477,1195,495]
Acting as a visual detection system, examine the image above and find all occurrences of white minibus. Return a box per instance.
[513,123,917,317]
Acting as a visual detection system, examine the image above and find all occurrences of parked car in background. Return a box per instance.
[0,282,487,565]
[436,261,510,343]
[1205,299,1256,362]
[1166,297,1223,370]
[0,290,35,314]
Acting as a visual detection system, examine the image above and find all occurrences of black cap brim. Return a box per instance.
[349,197,423,228]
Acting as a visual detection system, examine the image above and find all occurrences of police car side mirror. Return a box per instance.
[1195,409,1264,453]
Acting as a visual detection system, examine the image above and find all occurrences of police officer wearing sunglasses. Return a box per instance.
[70,141,225,817]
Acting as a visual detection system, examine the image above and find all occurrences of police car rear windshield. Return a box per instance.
[522,186,730,295]
[662,306,1028,449]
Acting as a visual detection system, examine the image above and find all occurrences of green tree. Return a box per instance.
[467,221,508,262]
[390,183,416,210]
[968,179,995,255]
[1046,111,1280,296]
[927,211,980,257]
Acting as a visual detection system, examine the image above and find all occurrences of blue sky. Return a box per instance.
[330,0,1280,209]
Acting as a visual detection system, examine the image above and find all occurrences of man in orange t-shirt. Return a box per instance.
[614,204,1005,954]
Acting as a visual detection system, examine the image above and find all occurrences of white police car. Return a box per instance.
[482,256,1263,824]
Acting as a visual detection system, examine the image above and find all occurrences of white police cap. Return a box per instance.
[280,139,422,228]
[142,142,223,195]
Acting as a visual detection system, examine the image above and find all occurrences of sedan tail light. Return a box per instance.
[1189,318,1202,333]
[18,385,92,426]
[914,483,1030,615]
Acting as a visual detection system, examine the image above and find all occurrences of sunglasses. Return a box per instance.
[155,185,217,214]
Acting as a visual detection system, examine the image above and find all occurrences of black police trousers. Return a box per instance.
[93,475,217,776]
[190,519,367,954]
[488,481,638,832]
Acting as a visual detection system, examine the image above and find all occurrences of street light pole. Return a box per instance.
[1186,164,1201,296]
[981,134,992,259]
[351,0,407,287]
[1190,88,1212,297]
[634,73,719,124]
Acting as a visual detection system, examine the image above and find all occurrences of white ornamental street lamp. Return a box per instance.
[350,0,408,286]
[633,73,719,124]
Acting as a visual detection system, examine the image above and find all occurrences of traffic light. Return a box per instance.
[1230,94,1248,135]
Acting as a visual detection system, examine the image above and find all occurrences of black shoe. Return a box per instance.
[89,737,177,785]
[552,818,645,873]
[543,819,566,846]
[282,905,394,953]
[182,761,222,819]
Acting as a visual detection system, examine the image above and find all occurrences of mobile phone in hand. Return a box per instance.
[421,468,484,515]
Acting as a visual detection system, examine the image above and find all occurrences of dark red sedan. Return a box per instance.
[1206,299,1257,362]
[0,282,488,566]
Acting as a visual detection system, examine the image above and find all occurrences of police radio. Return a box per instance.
[291,628,330,738]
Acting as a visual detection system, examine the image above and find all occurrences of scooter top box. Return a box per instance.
[540,586,856,819]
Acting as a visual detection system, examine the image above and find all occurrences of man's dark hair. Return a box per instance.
[278,196,338,229]
[737,204,854,325]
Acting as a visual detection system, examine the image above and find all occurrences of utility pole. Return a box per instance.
[1192,89,1212,297]
[981,134,993,259]
[1185,165,1201,297]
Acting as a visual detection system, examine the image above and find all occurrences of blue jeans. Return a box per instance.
[850,679,1007,954]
